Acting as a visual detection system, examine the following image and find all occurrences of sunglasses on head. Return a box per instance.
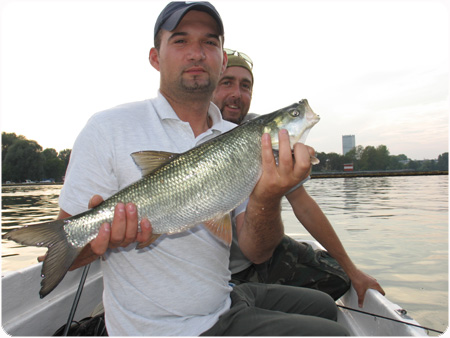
[224,48,253,69]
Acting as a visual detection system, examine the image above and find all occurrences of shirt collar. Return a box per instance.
[154,91,225,132]
[208,102,225,131]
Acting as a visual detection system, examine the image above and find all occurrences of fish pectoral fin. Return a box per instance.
[310,155,320,165]
[131,151,179,176]
[204,214,232,247]
[136,234,162,249]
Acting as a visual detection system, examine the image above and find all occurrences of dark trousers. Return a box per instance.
[201,283,349,336]
[231,236,351,300]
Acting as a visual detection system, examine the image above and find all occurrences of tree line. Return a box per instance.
[2,132,71,183]
[2,132,448,183]
[312,145,448,173]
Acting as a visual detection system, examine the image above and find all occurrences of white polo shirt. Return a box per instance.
[59,92,238,336]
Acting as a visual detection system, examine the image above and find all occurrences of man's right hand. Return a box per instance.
[87,195,153,256]
[47,195,154,270]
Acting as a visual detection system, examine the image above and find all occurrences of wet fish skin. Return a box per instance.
[3,99,319,298]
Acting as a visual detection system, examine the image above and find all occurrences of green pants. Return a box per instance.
[201,283,349,336]
[231,236,351,300]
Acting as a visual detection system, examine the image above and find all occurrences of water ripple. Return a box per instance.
[282,175,448,334]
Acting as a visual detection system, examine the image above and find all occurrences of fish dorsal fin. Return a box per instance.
[131,151,179,176]
[136,234,162,249]
[204,214,233,246]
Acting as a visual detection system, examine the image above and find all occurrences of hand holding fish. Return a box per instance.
[252,129,315,202]
[65,196,153,271]
[80,197,153,255]
[236,129,316,264]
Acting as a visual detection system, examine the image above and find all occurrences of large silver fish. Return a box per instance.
[3,99,320,298]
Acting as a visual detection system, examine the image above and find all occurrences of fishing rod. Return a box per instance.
[337,305,444,334]
[63,264,91,336]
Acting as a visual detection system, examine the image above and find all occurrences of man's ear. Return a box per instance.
[149,47,160,71]
[221,50,228,75]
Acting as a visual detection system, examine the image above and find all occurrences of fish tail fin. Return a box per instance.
[3,220,83,298]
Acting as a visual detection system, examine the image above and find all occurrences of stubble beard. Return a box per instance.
[180,77,214,97]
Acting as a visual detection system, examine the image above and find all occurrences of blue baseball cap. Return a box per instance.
[154,2,224,40]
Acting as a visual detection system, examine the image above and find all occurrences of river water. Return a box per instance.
[1,175,448,334]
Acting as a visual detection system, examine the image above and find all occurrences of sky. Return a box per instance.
[0,0,448,160]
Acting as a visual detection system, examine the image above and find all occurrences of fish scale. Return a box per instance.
[136,125,263,234]
[3,99,320,298]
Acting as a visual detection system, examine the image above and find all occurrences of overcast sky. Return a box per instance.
[1,0,448,160]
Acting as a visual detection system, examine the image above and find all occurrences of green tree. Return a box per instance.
[389,154,410,170]
[419,160,437,171]
[2,132,25,162]
[359,146,377,170]
[374,145,390,170]
[3,139,44,182]
[42,148,65,181]
[396,154,408,162]
[354,145,364,161]
[437,152,448,171]
[327,152,344,171]
[311,146,446,173]
[407,160,419,170]
[58,149,72,170]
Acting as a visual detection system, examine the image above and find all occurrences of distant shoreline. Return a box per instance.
[310,170,448,179]
[2,170,448,187]
[2,182,64,187]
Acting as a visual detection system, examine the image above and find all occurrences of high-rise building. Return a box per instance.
[342,135,355,155]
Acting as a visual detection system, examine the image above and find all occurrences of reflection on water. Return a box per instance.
[1,185,62,272]
[1,176,448,334]
[283,175,448,334]
[2,185,61,229]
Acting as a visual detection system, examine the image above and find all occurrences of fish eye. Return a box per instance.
[290,109,300,117]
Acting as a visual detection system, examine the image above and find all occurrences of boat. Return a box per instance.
[1,241,430,336]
